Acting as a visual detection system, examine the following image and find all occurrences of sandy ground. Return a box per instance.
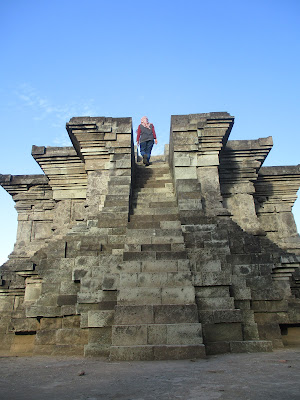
[0,347,299,400]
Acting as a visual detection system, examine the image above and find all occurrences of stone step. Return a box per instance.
[135,187,174,194]
[114,304,199,325]
[123,251,188,262]
[198,309,243,325]
[107,185,131,195]
[129,216,180,226]
[135,165,169,172]
[134,176,172,183]
[132,192,175,200]
[133,181,173,189]
[119,260,190,273]
[111,323,203,346]
[197,297,235,310]
[117,287,195,305]
[132,207,179,216]
[109,344,206,361]
[109,176,131,185]
[125,228,183,237]
[118,271,193,288]
[100,206,129,213]
[102,271,193,290]
[141,243,185,252]
[125,234,184,245]
[132,200,178,208]
[127,220,160,229]
[104,200,129,207]
[124,243,172,252]
[205,340,273,355]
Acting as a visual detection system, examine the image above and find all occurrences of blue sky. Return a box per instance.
[1,0,300,264]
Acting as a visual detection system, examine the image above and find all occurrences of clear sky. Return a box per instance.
[1,0,300,264]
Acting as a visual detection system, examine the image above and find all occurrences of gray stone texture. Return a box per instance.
[0,112,300,360]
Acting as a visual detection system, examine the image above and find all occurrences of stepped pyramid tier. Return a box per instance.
[1,112,300,358]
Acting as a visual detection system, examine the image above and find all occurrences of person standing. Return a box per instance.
[136,116,158,166]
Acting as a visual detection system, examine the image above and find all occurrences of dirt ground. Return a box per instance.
[0,347,299,400]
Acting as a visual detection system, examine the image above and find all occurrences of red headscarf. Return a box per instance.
[141,116,151,129]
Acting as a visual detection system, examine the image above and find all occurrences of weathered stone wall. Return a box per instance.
[0,112,299,359]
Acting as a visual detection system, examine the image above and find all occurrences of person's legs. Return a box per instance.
[139,141,148,164]
[140,140,154,164]
[144,140,154,163]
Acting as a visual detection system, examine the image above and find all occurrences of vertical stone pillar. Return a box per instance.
[169,112,234,219]
[66,117,133,222]
[0,174,54,260]
[219,137,273,234]
[254,165,300,254]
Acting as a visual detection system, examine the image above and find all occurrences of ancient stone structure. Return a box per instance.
[1,112,300,359]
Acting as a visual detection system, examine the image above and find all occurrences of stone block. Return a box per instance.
[174,167,197,180]
[161,287,195,305]
[51,344,85,356]
[112,325,147,346]
[197,154,219,167]
[0,333,14,353]
[147,324,167,344]
[62,315,81,329]
[195,271,231,286]
[257,323,282,340]
[10,333,35,355]
[199,309,242,324]
[102,274,120,290]
[174,153,197,167]
[56,328,88,345]
[203,323,243,342]
[196,286,229,298]
[26,305,61,318]
[114,305,154,325]
[153,344,206,360]
[33,344,57,356]
[0,296,14,312]
[255,312,290,324]
[123,251,156,262]
[167,323,203,345]
[243,324,260,340]
[197,297,235,310]
[87,310,114,328]
[154,304,198,324]
[10,317,39,333]
[205,341,231,355]
[60,280,79,295]
[40,317,62,330]
[84,343,110,357]
[36,329,57,345]
[230,340,273,353]
[230,287,252,300]
[24,280,42,303]
[119,273,138,287]
[118,288,161,305]
[110,345,154,361]
[251,300,288,312]
[57,295,77,306]
[88,327,112,344]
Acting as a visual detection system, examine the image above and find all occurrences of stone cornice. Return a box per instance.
[31,146,87,200]
[219,137,273,194]
[0,174,53,211]
[254,165,300,209]
[171,112,234,155]
[66,117,132,171]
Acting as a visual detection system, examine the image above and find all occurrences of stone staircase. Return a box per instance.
[109,161,206,360]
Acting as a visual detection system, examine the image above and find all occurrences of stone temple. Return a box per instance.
[0,112,300,360]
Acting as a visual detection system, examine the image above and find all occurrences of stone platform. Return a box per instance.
[0,113,300,359]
